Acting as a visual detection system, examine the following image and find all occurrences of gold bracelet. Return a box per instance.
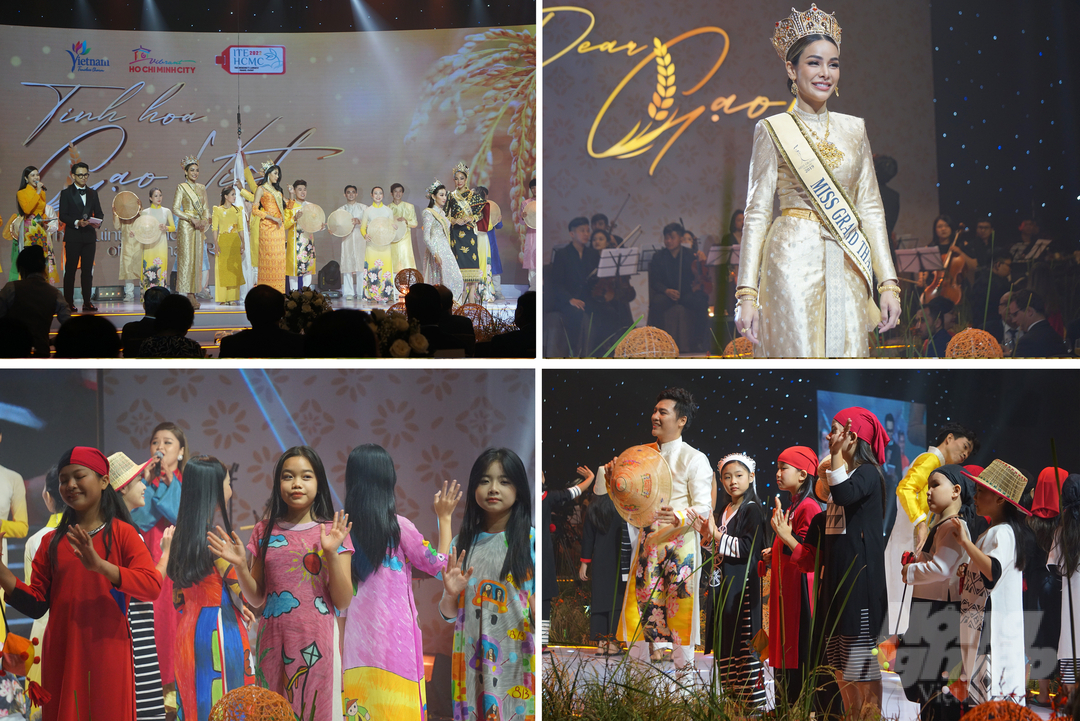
[735,288,759,300]
[877,282,901,294]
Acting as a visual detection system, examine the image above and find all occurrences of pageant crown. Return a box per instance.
[181,154,199,169]
[426,178,442,196]
[453,161,469,176]
[772,4,843,63]
[260,159,275,174]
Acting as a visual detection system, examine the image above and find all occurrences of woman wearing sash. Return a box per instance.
[173,156,209,309]
[735,5,900,358]
[422,180,464,304]
[10,166,59,283]
[446,162,493,304]
[141,188,175,293]
[250,163,291,293]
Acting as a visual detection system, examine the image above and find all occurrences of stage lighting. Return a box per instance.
[141,0,167,31]
[349,0,389,32]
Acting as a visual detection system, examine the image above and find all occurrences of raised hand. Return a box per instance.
[320,510,352,555]
[208,525,248,568]
[829,417,856,459]
[68,525,104,574]
[442,546,475,597]
[576,466,595,487]
[434,480,463,521]
[771,496,791,536]
[602,456,618,483]
[160,525,175,553]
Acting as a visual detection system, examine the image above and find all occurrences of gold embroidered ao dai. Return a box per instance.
[737,106,897,358]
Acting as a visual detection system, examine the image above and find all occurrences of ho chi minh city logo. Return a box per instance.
[66,41,110,73]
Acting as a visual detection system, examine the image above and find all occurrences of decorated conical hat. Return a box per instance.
[367,216,396,248]
[112,191,141,221]
[608,444,672,528]
[132,214,160,245]
[962,459,1032,516]
[106,451,154,492]
[523,199,537,229]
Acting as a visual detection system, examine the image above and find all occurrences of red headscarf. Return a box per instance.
[832,407,888,465]
[963,464,985,476]
[58,446,109,477]
[778,446,820,477]
[1033,466,1069,518]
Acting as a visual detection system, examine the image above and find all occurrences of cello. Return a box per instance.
[920,224,964,306]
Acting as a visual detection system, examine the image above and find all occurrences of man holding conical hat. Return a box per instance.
[608,387,713,674]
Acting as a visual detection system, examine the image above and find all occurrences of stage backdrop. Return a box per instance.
[0,369,535,658]
[542,0,938,264]
[1,23,535,286]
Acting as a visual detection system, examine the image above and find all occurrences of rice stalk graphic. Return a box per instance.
[648,38,676,122]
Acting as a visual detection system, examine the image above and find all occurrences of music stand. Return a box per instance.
[707,244,740,267]
[895,247,943,274]
[896,235,920,250]
[1025,239,1052,260]
[597,247,640,278]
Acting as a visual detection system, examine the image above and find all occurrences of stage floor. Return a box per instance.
[542,646,1056,719]
[49,293,521,357]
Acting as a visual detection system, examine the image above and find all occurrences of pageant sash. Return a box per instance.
[762,112,874,292]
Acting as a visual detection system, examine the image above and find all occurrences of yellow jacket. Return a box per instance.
[897,447,945,526]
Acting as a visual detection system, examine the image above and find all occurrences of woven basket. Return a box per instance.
[394,268,423,295]
[722,337,755,358]
[209,686,295,721]
[960,700,1039,721]
[613,327,679,358]
[455,303,496,342]
[387,302,407,317]
[945,327,1003,358]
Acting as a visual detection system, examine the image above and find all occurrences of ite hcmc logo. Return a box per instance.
[67,41,110,73]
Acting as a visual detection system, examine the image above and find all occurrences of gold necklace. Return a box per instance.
[794,109,845,170]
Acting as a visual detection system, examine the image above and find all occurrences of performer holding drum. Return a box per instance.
[112,190,143,302]
[605,387,713,678]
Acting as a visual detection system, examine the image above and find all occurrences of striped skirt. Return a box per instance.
[129,598,166,720]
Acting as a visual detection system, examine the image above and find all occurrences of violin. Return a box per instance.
[920,225,964,306]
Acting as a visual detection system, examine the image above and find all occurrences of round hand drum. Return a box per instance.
[132,214,161,245]
[608,445,672,529]
[326,209,354,238]
[366,217,396,249]
[523,199,537,229]
[112,191,142,221]
[296,203,324,234]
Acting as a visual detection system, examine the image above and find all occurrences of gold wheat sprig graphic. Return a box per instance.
[648,38,676,122]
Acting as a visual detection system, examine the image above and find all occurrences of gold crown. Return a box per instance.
[260,159,275,174]
[772,4,842,63]
[181,154,199,169]
[426,178,443,196]
[453,161,469,176]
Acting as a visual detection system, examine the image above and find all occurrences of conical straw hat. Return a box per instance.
[961,459,1032,516]
[608,445,672,528]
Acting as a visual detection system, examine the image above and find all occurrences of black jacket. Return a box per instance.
[1014,319,1066,358]
[58,184,103,243]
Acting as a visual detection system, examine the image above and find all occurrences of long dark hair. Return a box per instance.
[998,501,1028,572]
[49,460,134,568]
[344,444,401,582]
[716,458,762,518]
[167,456,232,590]
[257,446,335,567]
[457,448,533,586]
[1056,476,1080,578]
[852,438,888,516]
[427,185,446,209]
[262,165,283,195]
[584,493,617,536]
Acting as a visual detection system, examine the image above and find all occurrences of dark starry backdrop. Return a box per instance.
[544,369,1080,503]
[3,0,535,32]
[930,0,1079,248]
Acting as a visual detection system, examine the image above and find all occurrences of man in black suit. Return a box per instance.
[58,162,104,311]
[1011,289,1066,357]
[218,285,305,358]
[548,217,598,356]
[120,285,170,358]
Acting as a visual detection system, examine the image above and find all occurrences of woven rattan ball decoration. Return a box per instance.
[945,328,1003,358]
[614,326,679,358]
[722,337,754,358]
[209,686,295,721]
[395,268,423,295]
[960,700,1038,721]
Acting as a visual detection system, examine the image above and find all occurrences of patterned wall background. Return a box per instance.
[542,0,938,259]
[100,368,535,656]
